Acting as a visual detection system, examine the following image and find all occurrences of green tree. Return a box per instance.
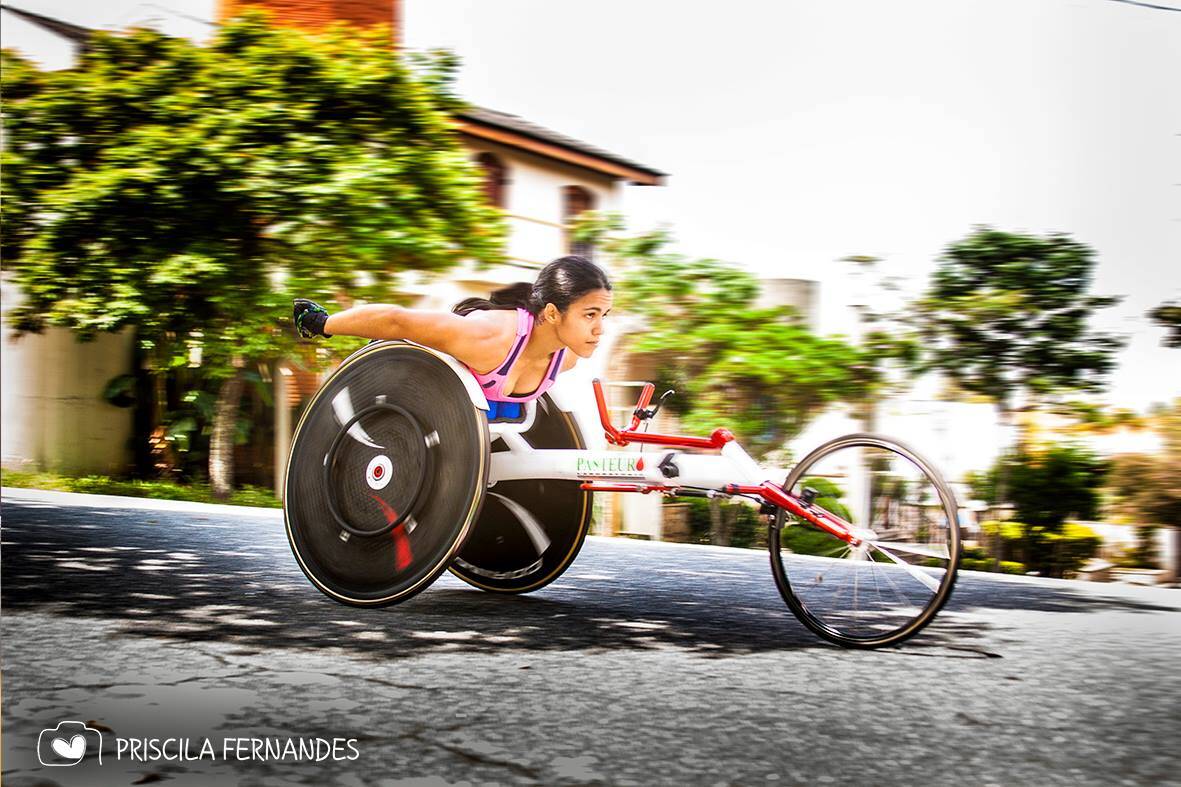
[970,445,1107,528]
[575,215,878,544]
[1149,300,1181,348]
[914,227,1124,429]
[1,14,505,496]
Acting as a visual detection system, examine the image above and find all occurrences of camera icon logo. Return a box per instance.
[37,720,104,766]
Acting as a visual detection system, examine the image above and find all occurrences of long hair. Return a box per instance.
[451,255,612,317]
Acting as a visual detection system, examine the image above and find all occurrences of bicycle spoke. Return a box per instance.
[870,549,919,611]
[869,542,941,592]
[772,435,960,647]
[870,541,950,561]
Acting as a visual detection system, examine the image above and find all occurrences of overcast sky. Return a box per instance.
[402,0,1180,412]
[4,0,1179,410]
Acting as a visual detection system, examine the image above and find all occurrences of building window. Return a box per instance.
[476,152,508,208]
[562,185,596,258]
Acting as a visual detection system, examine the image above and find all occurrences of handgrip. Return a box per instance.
[628,383,656,431]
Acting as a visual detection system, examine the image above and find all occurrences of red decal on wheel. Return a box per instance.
[370,494,413,571]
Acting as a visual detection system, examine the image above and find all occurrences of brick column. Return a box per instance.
[217,0,400,42]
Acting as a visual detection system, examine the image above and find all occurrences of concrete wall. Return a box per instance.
[1,274,134,476]
[757,277,818,329]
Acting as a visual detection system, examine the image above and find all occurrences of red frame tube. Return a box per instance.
[593,378,736,450]
[726,483,858,544]
[579,483,666,494]
[588,379,858,545]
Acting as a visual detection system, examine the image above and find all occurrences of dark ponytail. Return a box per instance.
[451,255,612,317]
[452,282,539,317]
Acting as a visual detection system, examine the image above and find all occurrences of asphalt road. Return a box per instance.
[2,487,1179,787]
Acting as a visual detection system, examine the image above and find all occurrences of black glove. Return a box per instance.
[293,299,332,338]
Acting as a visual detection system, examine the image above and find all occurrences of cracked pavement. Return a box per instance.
[2,487,1179,786]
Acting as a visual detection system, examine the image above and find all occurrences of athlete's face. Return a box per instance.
[547,288,613,358]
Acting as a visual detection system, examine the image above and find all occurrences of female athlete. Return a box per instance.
[292,256,612,419]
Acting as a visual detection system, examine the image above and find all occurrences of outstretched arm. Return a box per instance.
[325,305,500,361]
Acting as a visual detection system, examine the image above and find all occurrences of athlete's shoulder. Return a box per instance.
[462,307,519,339]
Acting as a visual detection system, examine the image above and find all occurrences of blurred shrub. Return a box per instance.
[981,519,1099,578]
[1,470,280,508]
[1043,522,1102,577]
[959,556,1027,574]
[666,498,767,549]
[942,545,1025,574]
[972,447,1107,530]
[778,522,840,557]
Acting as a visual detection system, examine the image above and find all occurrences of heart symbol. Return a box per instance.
[51,734,86,760]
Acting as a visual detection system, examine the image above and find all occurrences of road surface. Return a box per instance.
[2,488,1178,786]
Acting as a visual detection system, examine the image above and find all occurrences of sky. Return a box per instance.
[3,0,1179,413]
[399,0,1181,412]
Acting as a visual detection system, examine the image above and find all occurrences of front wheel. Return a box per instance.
[770,433,961,648]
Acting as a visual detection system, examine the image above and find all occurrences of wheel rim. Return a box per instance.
[284,342,489,606]
[324,402,432,538]
[772,435,960,646]
[449,393,593,593]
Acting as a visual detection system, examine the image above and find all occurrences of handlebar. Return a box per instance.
[591,378,735,450]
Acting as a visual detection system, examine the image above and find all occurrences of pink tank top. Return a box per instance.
[467,308,566,403]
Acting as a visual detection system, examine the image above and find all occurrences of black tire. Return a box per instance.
[449,393,594,593]
[284,341,490,606]
[769,433,961,648]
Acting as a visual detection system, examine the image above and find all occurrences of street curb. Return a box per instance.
[1,486,283,519]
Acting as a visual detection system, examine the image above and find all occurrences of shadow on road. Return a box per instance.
[3,498,1174,662]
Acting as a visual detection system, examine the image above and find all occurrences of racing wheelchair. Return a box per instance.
[283,340,962,648]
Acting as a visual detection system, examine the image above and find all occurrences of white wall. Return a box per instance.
[465,139,623,267]
[1,274,135,476]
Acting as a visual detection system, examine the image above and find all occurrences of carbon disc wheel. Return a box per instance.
[449,393,593,593]
[770,433,961,648]
[284,341,490,606]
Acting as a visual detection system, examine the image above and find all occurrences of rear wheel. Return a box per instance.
[284,341,490,606]
[770,433,961,648]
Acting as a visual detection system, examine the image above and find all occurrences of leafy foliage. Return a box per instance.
[914,227,1124,415]
[981,519,1101,578]
[797,476,853,521]
[0,469,281,508]
[2,14,506,493]
[1,12,506,373]
[779,523,845,558]
[574,214,877,460]
[971,445,1107,530]
[1149,300,1181,348]
[1049,400,1143,435]
[958,546,1026,574]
